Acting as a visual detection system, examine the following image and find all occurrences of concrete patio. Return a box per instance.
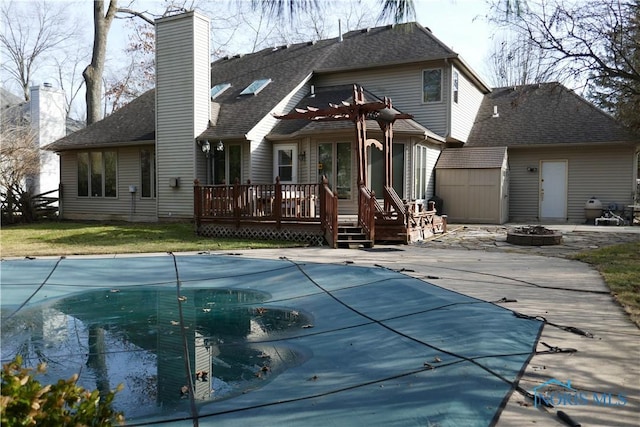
[206,225,639,426]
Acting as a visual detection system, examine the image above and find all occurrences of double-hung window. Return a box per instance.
[422,68,443,103]
[77,151,117,197]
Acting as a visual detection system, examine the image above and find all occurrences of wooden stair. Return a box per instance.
[336,224,373,249]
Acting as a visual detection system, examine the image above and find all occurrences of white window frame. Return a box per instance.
[273,144,298,183]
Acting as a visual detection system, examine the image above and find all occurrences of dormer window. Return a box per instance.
[210,83,231,100]
[422,69,442,103]
[240,78,271,95]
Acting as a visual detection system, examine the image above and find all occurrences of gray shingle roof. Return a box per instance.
[435,147,507,169]
[200,22,459,140]
[45,89,155,151]
[466,83,640,147]
[47,22,461,150]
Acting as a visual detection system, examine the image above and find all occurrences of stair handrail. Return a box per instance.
[319,176,338,248]
[358,181,376,245]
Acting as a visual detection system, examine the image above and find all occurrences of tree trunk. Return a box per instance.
[83,0,117,125]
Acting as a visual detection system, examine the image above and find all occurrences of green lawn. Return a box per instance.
[571,241,640,328]
[0,221,303,257]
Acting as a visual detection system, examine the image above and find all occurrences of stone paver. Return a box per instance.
[421,224,640,258]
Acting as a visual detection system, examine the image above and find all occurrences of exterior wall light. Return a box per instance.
[201,140,211,155]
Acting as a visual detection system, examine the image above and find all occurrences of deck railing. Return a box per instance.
[194,178,320,228]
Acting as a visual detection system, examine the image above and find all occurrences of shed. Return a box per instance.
[435,146,509,224]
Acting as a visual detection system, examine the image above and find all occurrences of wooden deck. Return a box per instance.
[194,179,445,247]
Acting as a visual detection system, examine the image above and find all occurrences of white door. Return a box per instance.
[540,160,567,220]
[273,145,297,183]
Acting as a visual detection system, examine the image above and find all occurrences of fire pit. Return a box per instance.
[506,225,562,246]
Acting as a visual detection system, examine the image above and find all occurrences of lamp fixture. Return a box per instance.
[216,140,224,151]
[298,151,306,161]
[201,140,211,154]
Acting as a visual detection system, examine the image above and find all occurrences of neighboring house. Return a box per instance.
[1,84,80,196]
[44,10,639,229]
[437,83,639,223]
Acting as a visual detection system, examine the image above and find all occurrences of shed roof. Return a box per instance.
[466,83,639,147]
[435,146,507,169]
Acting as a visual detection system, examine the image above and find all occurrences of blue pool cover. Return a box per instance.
[1,254,543,426]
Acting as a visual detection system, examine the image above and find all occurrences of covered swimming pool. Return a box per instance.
[1,254,543,426]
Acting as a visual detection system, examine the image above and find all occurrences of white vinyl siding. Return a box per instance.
[412,141,441,201]
[155,11,210,219]
[315,64,448,137]
[508,145,636,222]
[450,66,485,142]
[59,146,157,221]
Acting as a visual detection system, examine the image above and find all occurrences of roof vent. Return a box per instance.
[492,105,500,118]
[307,40,316,46]
[338,19,343,42]
[361,28,370,33]
[309,85,316,98]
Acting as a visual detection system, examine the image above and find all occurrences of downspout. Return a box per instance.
[444,58,451,144]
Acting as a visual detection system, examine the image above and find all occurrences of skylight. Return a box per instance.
[210,83,231,100]
[240,78,271,95]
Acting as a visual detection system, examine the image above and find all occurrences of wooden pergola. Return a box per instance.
[193,85,445,248]
[274,85,412,190]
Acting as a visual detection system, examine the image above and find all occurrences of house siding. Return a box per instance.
[249,80,312,184]
[423,140,441,200]
[449,66,484,143]
[314,62,448,137]
[156,12,210,219]
[508,145,636,222]
[59,146,157,221]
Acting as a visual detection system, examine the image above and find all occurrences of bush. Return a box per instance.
[0,356,124,426]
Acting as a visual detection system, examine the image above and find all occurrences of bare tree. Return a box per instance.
[83,1,119,125]
[486,30,558,87]
[488,0,640,128]
[0,117,39,223]
[54,48,90,118]
[104,19,155,113]
[0,0,78,101]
